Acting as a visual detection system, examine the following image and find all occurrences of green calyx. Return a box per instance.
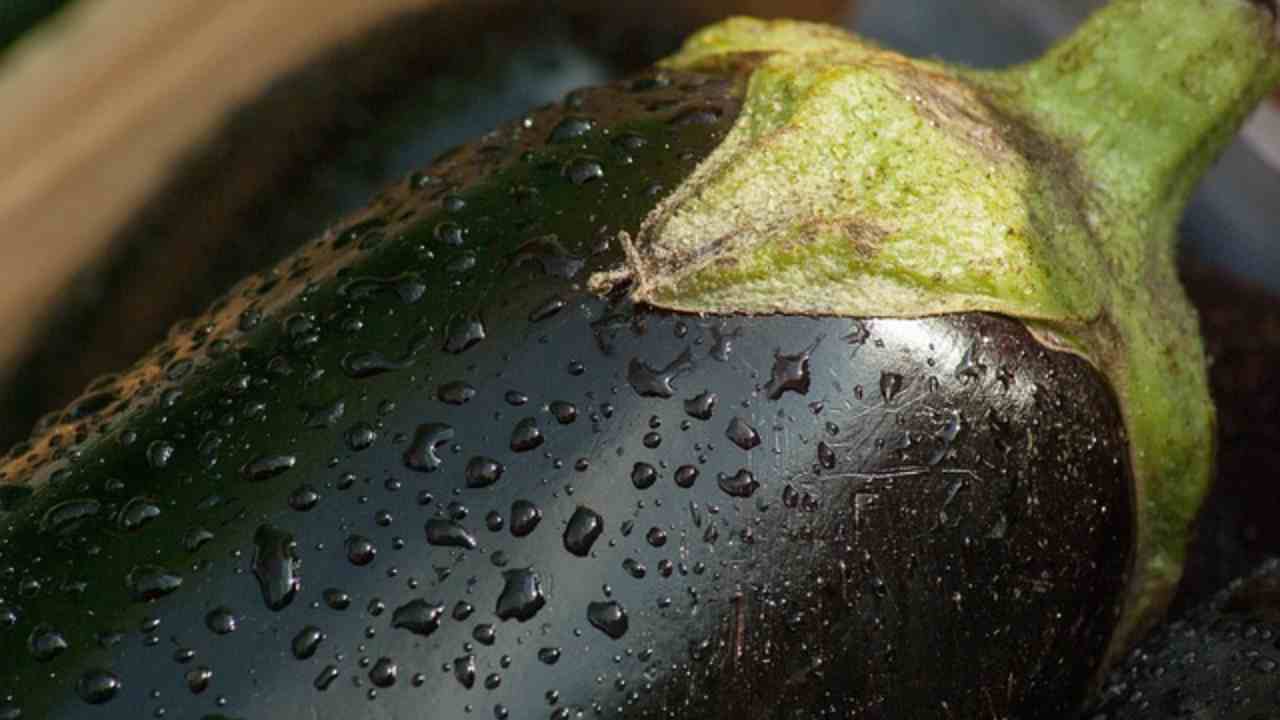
[591,0,1280,654]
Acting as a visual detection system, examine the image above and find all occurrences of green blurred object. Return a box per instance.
[0,0,75,57]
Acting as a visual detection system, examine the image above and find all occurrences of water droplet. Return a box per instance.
[147,440,175,469]
[323,588,351,610]
[118,496,161,531]
[631,462,658,490]
[28,624,69,661]
[288,484,321,511]
[77,668,122,704]
[674,465,699,488]
[766,342,817,399]
[683,391,717,421]
[510,418,544,452]
[529,296,566,323]
[438,381,477,405]
[183,527,215,552]
[126,564,183,602]
[205,607,237,635]
[510,500,542,537]
[314,665,340,691]
[564,157,604,185]
[292,626,325,659]
[628,349,692,398]
[242,454,297,482]
[341,350,410,378]
[346,535,377,566]
[548,117,593,143]
[454,654,477,688]
[302,399,345,429]
[425,518,477,549]
[718,469,759,498]
[39,498,101,535]
[392,598,446,636]
[496,568,546,621]
[726,417,761,450]
[623,558,647,579]
[880,372,904,402]
[670,106,722,126]
[370,657,398,688]
[587,601,628,639]
[645,527,668,547]
[549,401,577,424]
[564,506,603,556]
[504,390,529,406]
[444,314,487,354]
[466,457,505,488]
[537,647,561,665]
[404,423,454,472]
[185,667,213,694]
[817,442,836,469]
[346,422,377,452]
[252,524,301,611]
[473,623,496,646]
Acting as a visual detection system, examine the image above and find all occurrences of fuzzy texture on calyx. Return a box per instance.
[590,0,1280,660]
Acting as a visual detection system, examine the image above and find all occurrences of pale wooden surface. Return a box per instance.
[0,0,446,375]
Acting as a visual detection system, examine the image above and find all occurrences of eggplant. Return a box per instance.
[1,1,1278,718]
[1088,558,1280,719]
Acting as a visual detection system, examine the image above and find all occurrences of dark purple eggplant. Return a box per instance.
[1088,558,1280,719]
[1,2,1278,719]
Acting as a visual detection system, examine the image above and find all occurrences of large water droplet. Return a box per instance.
[425,518,477,549]
[252,524,301,611]
[880,372,904,403]
[404,423,454,472]
[548,117,594,143]
[765,342,817,399]
[77,669,121,704]
[146,440,175,469]
[549,401,577,424]
[292,626,325,659]
[28,624,69,661]
[509,418,544,452]
[510,500,542,537]
[438,381,477,406]
[675,465,699,488]
[564,157,604,185]
[205,607,238,635]
[465,457,504,488]
[392,599,445,636]
[185,667,213,694]
[718,469,759,498]
[627,349,692,398]
[370,657,398,688]
[631,462,658,490]
[563,506,603,556]
[346,535,377,566]
[587,601,628,639]
[242,454,297,482]
[126,564,183,602]
[726,417,761,450]
[39,498,101,535]
[454,654,477,688]
[495,568,546,621]
[118,496,161,531]
[444,314,487,354]
[683,391,717,421]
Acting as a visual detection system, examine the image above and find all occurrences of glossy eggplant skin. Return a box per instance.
[0,66,1132,719]
[1090,558,1280,719]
